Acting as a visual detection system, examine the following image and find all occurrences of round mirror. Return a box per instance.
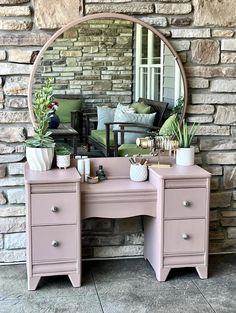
[28,13,188,151]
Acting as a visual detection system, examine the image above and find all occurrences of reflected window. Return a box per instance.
[135,24,183,107]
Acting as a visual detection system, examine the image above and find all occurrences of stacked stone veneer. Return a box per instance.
[0,0,235,263]
[35,19,133,108]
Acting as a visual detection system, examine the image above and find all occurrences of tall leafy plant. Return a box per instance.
[25,78,55,148]
[171,119,198,148]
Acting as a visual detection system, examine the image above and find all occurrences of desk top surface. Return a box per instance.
[149,164,211,179]
[81,178,156,194]
[24,164,80,184]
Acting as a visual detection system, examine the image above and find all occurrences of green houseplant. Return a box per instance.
[171,119,198,166]
[25,78,56,171]
[55,145,71,169]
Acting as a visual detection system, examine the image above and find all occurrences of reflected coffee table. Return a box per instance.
[50,124,79,155]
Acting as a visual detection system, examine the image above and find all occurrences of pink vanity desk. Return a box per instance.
[25,157,210,290]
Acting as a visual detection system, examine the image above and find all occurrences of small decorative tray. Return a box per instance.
[87,176,99,184]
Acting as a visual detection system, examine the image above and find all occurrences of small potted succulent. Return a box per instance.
[25,78,55,171]
[55,145,71,169]
[171,119,198,166]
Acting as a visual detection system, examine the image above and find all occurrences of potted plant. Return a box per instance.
[55,145,71,169]
[171,119,198,166]
[25,78,55,171]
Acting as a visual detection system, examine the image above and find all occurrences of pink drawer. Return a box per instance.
[164,219,205,254]
[31,193,77,226]
[164,188,206,219]
[32,225,77,263]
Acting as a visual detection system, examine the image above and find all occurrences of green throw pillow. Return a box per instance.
[55,98,82,123]
[159,114,177,136]
[131,101,154,114]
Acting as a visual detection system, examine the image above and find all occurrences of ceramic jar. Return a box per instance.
[176,147,195,166]
[26,147,54,171]
[129,164,148,182]
[56,155,70,169]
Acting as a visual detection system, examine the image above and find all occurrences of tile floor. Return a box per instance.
[0,254,235,313]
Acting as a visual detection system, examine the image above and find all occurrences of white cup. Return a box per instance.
[129,164,148,182]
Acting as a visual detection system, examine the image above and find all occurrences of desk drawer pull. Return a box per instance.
[51,240,60,247]
[183,201,191,207]
[182,233,189,240]
[51,206,59,213]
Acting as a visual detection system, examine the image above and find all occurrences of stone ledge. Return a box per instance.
[0,206,25,217]
[172,28,210,38]
[0,127,25,143]
[206,152,236,164]
[195,126,230,136]
[3,76,30,96]
[94,245,144,258]
[0,0,29,3]
[192,94,236,104]
[193,0,236,27]
[210,192,232,208]
[186,66,236,78]
[0,63,32,75]
[4,232,26,249]
[0,249,26,263]
[155,2,192,14]
[86,3,154,14]
[0,19,32,31]
[0,32,51,46]
[0,216,25,233]
[0,6,31,17]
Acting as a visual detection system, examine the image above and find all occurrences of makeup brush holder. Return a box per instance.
[129,164,148,182]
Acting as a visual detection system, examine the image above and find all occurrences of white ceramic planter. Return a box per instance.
[56,154,70,169]
[26,147,54,171]
[176,147,195,166]
[130,164,148,182]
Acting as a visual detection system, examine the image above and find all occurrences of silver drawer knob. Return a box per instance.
[51,240,60,247]
[182,233,189,240]
[51,206,59,213]
[183,201,191,207]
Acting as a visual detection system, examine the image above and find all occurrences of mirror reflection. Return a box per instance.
[32,17,185,157]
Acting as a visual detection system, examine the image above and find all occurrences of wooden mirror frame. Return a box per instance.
[28,12,188,128]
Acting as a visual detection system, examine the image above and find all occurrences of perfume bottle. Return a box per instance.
[96,165,106,181]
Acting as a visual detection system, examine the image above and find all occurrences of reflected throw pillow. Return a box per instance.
[131,101,154,114]
[113,106,156,144]
[159,114,177,136]
[97,106,116,130]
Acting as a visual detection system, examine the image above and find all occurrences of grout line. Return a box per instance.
[192,280,217,313]
[91,271,105,313]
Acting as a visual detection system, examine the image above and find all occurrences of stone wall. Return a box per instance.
[35,19,133,108]
[0,0,235,263]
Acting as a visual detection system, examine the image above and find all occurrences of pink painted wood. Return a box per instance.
[31,193,77,226]
[164,188,207,219]
[25,158,211,288]
[32,225,77,262]
[25,165,81,291]
[164,219,205,254]
[81,180,157,219]
[144,164,211,281]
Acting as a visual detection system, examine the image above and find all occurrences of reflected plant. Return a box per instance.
[172,97,184,121]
